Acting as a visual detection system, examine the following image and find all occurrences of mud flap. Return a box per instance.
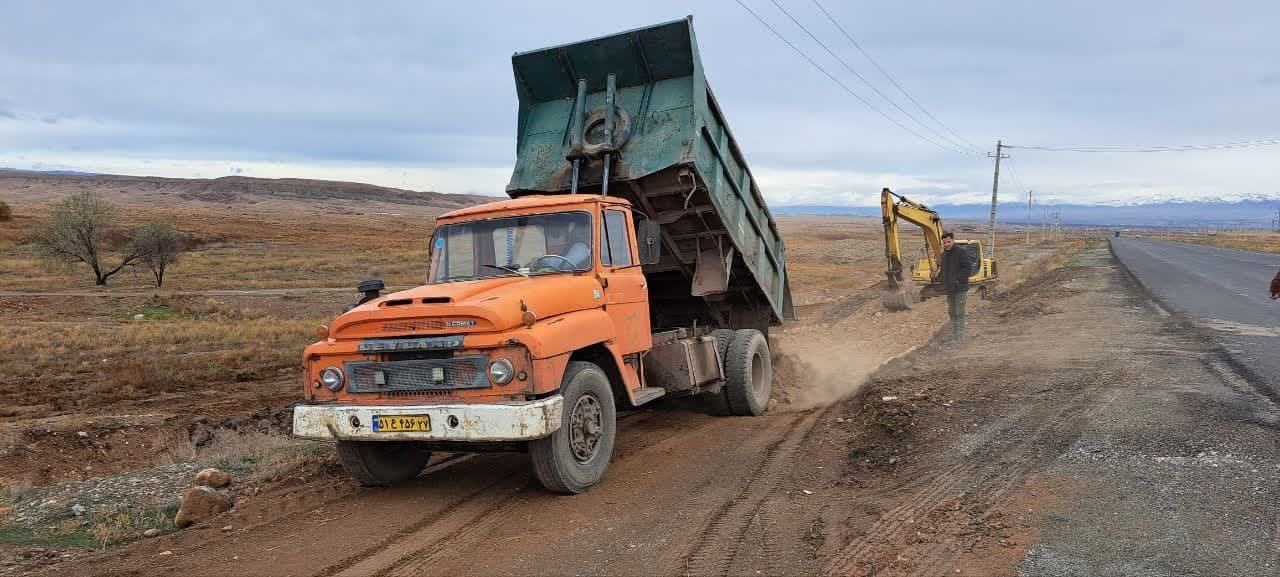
[692,243,734,297]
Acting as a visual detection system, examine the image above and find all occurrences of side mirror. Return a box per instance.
[637,219,661,265]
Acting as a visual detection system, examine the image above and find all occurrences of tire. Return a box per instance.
[699,329,737,415]
[336,441,430,487]
[530,361,617,494]
[724,329,772,416]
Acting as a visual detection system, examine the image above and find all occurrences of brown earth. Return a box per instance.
[5,176,1277,576]
[5,212,1090,576]
[38,238,1277,577]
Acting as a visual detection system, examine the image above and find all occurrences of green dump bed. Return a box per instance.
[506,17,794,330]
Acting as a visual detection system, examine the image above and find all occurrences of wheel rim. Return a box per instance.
[568,393,603,463]
[750,350,768,399]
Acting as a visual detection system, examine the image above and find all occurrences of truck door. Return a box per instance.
[599,208,652,354]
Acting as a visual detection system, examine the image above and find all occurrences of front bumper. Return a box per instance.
[292,396,563,442]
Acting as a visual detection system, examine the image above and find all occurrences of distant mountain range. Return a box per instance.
[0,167,99,177]
[775,196,1280,228]
[0,169,490,216]
[4,166,1276,228]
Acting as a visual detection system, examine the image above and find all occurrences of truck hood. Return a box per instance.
[330,275,604,339]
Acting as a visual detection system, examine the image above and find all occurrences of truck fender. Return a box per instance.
[531,345,640,407]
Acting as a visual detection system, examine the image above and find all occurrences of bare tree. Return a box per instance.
[34,191,143,285]
[133,222,185,287]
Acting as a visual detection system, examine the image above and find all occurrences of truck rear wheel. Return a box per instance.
[724,329,772,416]
[530,361,616,494]
[698,329,737,415]
[335,441,430,487]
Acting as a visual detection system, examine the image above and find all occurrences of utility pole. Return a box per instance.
[986,140,1008,259]
[1025,189,1033,244]
[1041,207,1048,242]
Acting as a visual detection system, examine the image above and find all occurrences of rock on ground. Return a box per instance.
[174,486,233,528]
[193,468,232,488]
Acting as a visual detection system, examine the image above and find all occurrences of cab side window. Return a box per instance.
[600,210,633,267]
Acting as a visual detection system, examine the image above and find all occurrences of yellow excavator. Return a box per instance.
[881,187,997,311]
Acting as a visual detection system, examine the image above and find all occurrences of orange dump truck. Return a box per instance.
[292,18,793,493]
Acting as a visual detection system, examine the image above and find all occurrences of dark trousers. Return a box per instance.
[947,290,968,340]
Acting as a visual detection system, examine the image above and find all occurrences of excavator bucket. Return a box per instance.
[882,280,917,311]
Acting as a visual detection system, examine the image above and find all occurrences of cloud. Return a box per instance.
[753,167,976,206]
[0,1,1277,206]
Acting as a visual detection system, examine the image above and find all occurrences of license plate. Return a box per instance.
[372,415,431,432]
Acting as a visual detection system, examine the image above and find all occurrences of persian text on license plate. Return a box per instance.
[373,415,431,432]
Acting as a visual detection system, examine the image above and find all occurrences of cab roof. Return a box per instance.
[438,194,632,221]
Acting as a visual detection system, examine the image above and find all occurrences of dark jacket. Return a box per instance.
[1271,270,1280,297]
[940,245,973,294]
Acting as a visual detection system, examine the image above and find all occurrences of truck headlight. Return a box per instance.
[488,358,514,385]
[320,366,345,391]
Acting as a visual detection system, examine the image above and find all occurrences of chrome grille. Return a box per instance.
[345,356,489,393]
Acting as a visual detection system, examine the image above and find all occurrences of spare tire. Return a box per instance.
[580,106,632,158]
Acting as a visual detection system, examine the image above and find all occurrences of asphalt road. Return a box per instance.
[1112,237,1280,395]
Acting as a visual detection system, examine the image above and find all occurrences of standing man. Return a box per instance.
[1270,269,1279,300]
[939,231,973,341]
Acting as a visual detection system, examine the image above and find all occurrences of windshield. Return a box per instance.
[428,211,593,283]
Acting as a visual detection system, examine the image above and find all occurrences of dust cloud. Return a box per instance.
[768,337,921,414]
[769,303,938,412]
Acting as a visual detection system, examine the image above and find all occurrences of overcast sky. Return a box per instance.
[2,0,1278,206]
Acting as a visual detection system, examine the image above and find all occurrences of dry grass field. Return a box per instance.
[1143,229,1280,254]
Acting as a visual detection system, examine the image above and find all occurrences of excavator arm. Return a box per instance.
[882,187,944,286]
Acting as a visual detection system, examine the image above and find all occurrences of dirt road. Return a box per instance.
[41,243,1280,576]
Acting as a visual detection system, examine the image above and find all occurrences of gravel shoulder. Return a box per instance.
[813,243,1280,576]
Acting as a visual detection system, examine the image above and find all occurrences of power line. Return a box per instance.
[808,0,985,153]
[764,0,980,155]
[1004,156,1030,195]
[1007,137,1280,153]
[732,0,976,155]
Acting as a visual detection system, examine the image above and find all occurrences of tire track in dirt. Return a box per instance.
[315,409,726,576]
[327,475,535,576]
[314,471,527,577]
[825,392,1087,577]
[681,408,826,577]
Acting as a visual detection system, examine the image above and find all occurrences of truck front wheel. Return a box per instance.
[335,441,430,487]
[724,329,772,416]
[530,361,617,494]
